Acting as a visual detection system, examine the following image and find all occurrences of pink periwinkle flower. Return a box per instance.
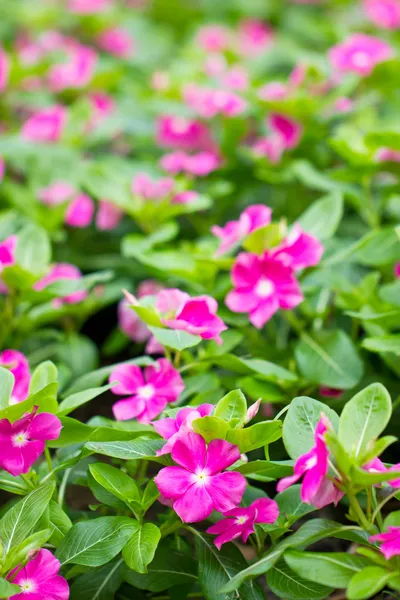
[319,386,343,398]
[154,432,246,522]
[363,457,400,487]
[48,46,97,91]
[157,289,227,344]
[68,0,111,13]
[183,84,247,119]
[207,498,279,549]
[252,113,302,164]
[211,204,272,256]
[153,403,214,455]
[156,116,213,151]
[172,191,199,205]
[65,193,95,228]
[258,82,289,101]
[0,235,17,293]
[222,66,249,91]
[0,408,61,476]
[0,156,4,182]
[0,47,10,92]
[238,19,273,57]
[271,225,324,271]
[226,252,303,328]
[97,28,134,58]
[395,263,400,278]
[328,33,393,76]
[87,93,115,129]
[334,97,354,112]
[151,71,170,91]
[160,151,220,177]
[34,263,87,306]
[196,25,231,52]
[38,181,75,206]
[132,173,175,201]
[110,358,184,423]
[376,147,400,162]
[22,105,67,143]
[370,527,400,560]
[0,350,30,404]
[95,200,123,230]
[8,549,69,600]
[277,415,343,509]
[364,0,400,29]
[118,299,163,354]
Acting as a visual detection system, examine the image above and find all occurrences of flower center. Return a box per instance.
[235,515,249,525]
[193,470,210,486]
[172,117,189,134]
[12,432,29,448]
[352,51,370,68]
[20,579,36,593]
[255,278,274,298]
[304,454,318,470]
[138,384,155,400]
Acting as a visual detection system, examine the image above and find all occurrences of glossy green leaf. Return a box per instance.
[89,463,141,504]
[122,523,161,574]
[284,550,369,588]
[214,389,247,425]
[226,420,282,452]
[267,560,333,600]
[347,566,392,600]
[298,191,343,240]
[0,367,14,409]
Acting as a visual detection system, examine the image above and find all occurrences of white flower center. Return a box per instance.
[12,432,29,448]
[305,455,318,469]
[172,117,190,134]
[193,470,210,486]
[20,579,36,593]
[352,51,370,68]
[138,384,155,400]
[235,515,249,525]
[255,278,274,298]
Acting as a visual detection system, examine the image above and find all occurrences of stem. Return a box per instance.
[371,488,384,531]
[281,311,304,335]
[371,489,399,526]
[347,488,372,531]
[20,473,35,490]
[160,519,182,538]
[274,405,289,421]
[174,351,181,369]
[44,447,54,478]
[58,468,71,507]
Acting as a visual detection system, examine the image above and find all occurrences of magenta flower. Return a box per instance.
[183,84,247,119]
[160,151,220,177]
[277,415,343,509]
[38,181,75,206]
[156,116,213,151]
[131,173,175,201]
[96,200,123,230]
[157,289,227,344]
[252,114,302,164]
[0,408,61,476]
[0,350,31,404]
[222,66,249,91]
[68,0,111,13]
[319,386,343,399]
[328,34,393,76]
[196,25,231,52]
[48,46,97,91]
[154,432,246,522]
[110,358,184,423]
[395,263,400,278]
[370,527,400,560]
[271,225,323,271]
[364,0,400,29]
[65,193,95,228]
[212,204,272,256]
[0,46,10,92]
[34,263,87,306]
[258,82,289,101]
[0,235,17,286]
[22,106,67,143]
[87,93,115,130]
[8,549,69,600]
[0,156,4,182]
[207,498,279,549]
[376,147,400,163]
[153,403,214,455]
[98,27,134,58]
[238,19,274,57]
[363,457,400,487]
[226,252,303,328]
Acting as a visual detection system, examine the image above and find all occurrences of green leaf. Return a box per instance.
[89,463,141,504]
[0,382,58,421]
[47,500,72,546]
[275,485,316,521]
[85,439,166,463]
[243,222,286,254]
[192,416,229,444]
[214,390,247,425]
[295,331,363,390]
[29,361,58,395]
[349,464,400,486]
[4,529,52,572]
[226,421,282,453]
[347,566,392,600]
[122,523,161,574]
[354,227,400,266]
[148,326,201,351]
[284,550,369,589]
[0,481,55,557]
[298,191,343,240]
[70,557,124,600]
[234,460,293,482]
[283,396,339,459]
[237,377,285,403]
[362,335,400,355]
[0,578,20,598]
[0,367,15,409]
[15,224,51,275]
[338,384,392,459]
[267,560,333,600]
[56,517,139,567]
[58,384,114,417]
[193,530,264,600]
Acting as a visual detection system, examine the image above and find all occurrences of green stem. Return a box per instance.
[160,520,182,538]
[371,489,399,526]
[44,447,54,478]
[274,405,289,421]
[20,473,35,490]
[347,488,372,532]
[281,311,304,335]
[58,468,71,507]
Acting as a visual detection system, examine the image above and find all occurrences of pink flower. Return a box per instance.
[65,193,95,228]
[154,432,246,522]
[96,200,123,230]
[172,191,199,205]
[238,19,273,57]
[160,151,220,177]
[370,527,400,559]
[22,106,67,143]
[0,350,30,404]
[204,54,227,77]
[38,181,75,206]
[271,225,324,271]
[48,46,97,91]
[222,66,249,91]
[0,156,4,182]
[0,235,17,293]
[395,263,400,278]
[334,97,354,112]
[328,34,393,76]
[87,93,115,129]
[119,282,164,352]
[207,498,279,549]
[0,408,61,476]
[131,173,175,201]
[319,386,343,398]
[0,47,10,92]
[153,403,214,455]
[110,358,184,423]
[8,549,69,600]
[68,0,111,13]
[376,147,400,162]
[34,263,87,306]
[98,27,134,57]
[212,204,272,256]
[364,0,400,29]
[151,71,170,91]
[363,457,400,487]
[196,25,231,52]
[226,252,303,328]
[156,116,213,151]
[157,290,227,344]
[258,82,289,101]
[183,84,247,119]
[252,114,302,164]
[277,415,343,509]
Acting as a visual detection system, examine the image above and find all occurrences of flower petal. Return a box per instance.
[173,483,213,522]
[154,466,194,499]
[172,432,207,472]
[207,471,246,512]
[27,413,62,441]
[206,439,241,474]
[253,498,279,524]
[112,396,145,421]
[109,364,144,395]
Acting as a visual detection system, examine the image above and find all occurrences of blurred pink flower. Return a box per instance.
[0,408,61,476]
[65,193,95,228]
[160,151,220,176]
[258,82,289,101]
[132,173,175,200]
[395,263,400,278]
[153,403,214,455]
[98,27,134,58]
[207,498,279,549]
[0,47,10,92]
[271,225,324,271]
[8,549,69,600]
[38,181,75,206]
[226,252,303,328]
[212,204,272,256]
[364,0,400,29]
[156,115,213,151]
[334,97,353,112]
[151,71,170,91]
[0,350,30,404]
[0,157,4,182]
[320,386,343,398]
[154,432,246,522]
[22,105,67,143]
[328,33,393,76]
[183,84,247,118]
[196,25,231,52]
[96,200,123,230]
[204,54,227,77]
[34,263,87,306]
[172,190,199,204]
[119,281,164,353]
[0,235,17,293]
[222,66,249,90]
[48,46,97,91]
[376,147,400,162]
[110,358,184,423]
[88,92,115,128]
[370,527,400,559]
[68,0,112,13]
[238,19,273,57]
[253,113,302,163]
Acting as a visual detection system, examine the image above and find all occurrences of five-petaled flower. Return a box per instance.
[211,204,272,256]
[0,349,31,404]
[370,527,400,559]
[153,403,214,455]
[8,549,69,600]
